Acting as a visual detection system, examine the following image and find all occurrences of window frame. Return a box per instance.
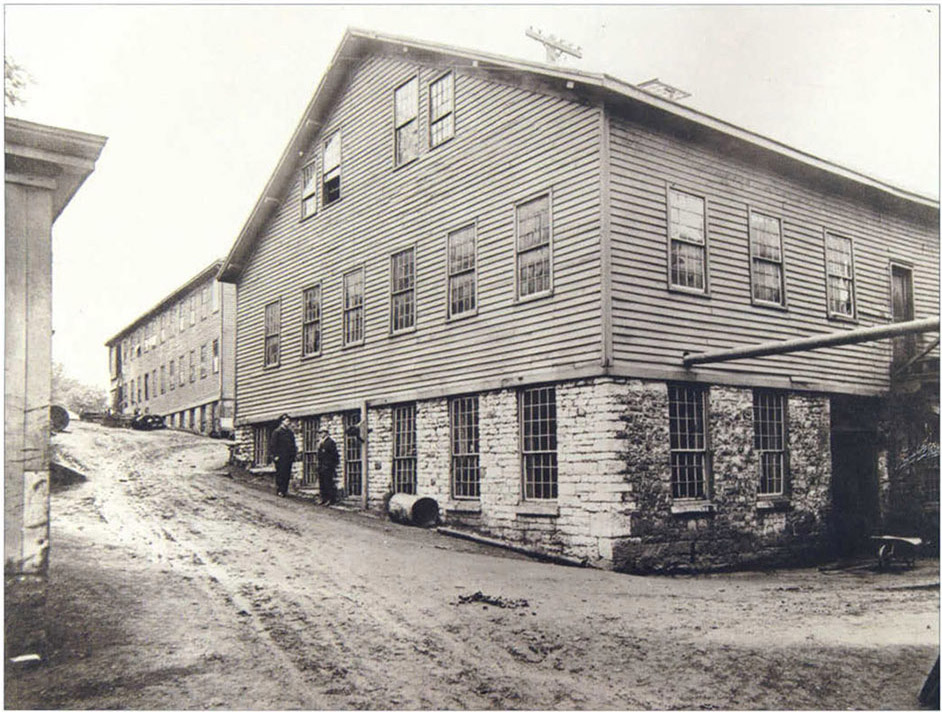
[212,338,220,374]
[450,395,481,500]
[301,416,321,487]
[391,403,417,495]
[189,350,196,383]
[393,76,420,168]
[264,299,281,368]
[753,390,789,498]
[178,354,186,387]
[200,343,208,379]
[514,191,554,302]
[428,71,455,150]
[342,267,365,348]
[446,222,478,320]
[824,230,857,321]
[389,246,416,335]
[300,158,318,220]
[301,284,322,359]
[519,385,558,501]
[168,359,176,391]
[747,207,788,309]
[322,130,342,207]
[344,411,364,497]
[666,186,710,296]
[667,383,711,501]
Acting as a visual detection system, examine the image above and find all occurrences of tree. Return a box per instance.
[51,362,107,414]
[5,56,31,108]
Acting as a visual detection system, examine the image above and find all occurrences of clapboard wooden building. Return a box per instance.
[106,261,236,436]
[219,29,939,571]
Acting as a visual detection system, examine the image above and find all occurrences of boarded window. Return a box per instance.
[144,373,149,400]
[750,212,785,305]
[302,286,321,356]
[451,395,480,499]
[668,189,706,291]
[392,404,417,494]
[394,77,419,165]
[448,225,476,317]
[754,391,787,496]
[344,411,363,496]
[390,248,415,333]
[668,384,708,499]
[825,233,855,317]
[516,194,552,298]
[343,269,364,346]
[429,72,455,148]
[300,159,317,219]
[520,386,557,499]
[323,131,341,205]
[264,300,280,366]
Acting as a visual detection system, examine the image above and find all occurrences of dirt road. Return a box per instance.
[6,421,939,709]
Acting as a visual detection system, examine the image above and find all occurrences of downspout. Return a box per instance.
[598,102,614,371]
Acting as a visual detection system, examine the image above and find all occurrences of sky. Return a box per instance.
[4,4,939,391]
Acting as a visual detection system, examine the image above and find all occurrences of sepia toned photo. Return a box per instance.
[4,4,939,709]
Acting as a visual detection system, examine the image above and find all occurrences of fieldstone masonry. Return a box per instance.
[233,378,835,572]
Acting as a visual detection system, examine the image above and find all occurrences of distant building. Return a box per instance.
[5,117,106,656]
[105,261,236,436]
[219,29,938,571]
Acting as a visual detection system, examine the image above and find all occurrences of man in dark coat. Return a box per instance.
[269,414,297,497]
[316,428,340,505]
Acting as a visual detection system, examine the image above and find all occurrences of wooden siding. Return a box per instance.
[235,55,603,423]
[608,113,939,394]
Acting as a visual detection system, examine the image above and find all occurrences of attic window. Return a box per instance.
[394,77,419,166]
[300,159,317,219]
[323,131,341,205]
[429,73,455,148]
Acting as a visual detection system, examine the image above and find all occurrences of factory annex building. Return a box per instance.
[219,29,939,571]
[106,261,236,435]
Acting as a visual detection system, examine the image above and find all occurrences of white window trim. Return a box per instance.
[342,267,366,348]
[429,71,455,150]
[666,185,710,296]
[446,221,478,321]
[747,207,788,310]
[389,245,417,335]
[513,190,554,303]
[824,229,858,322]
[301,283,323,359]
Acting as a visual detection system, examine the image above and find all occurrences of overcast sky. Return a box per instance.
[5,4,939,390]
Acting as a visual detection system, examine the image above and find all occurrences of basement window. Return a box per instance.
[668,384,709,499]
[520,386,558,500]
[344,411,363,497]
[323,131,342,205]
[451,395,480,499]
[754,391,788,497]
[392,404,417,494]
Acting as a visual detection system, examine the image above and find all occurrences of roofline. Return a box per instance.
[218,28,939,282]
[105,259,223,346]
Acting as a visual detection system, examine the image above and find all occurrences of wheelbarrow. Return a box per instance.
[871,535,922,569]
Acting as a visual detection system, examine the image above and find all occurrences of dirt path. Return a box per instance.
[6,421,940,709]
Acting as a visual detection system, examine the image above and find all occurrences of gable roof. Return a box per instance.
[105,260,222,346]
[218,27,938,283]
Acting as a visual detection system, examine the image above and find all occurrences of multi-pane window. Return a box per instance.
[429,72,455,148]
[343,269,364,346]
[754,391,787,497]
[451,395,480,499]
[668,189,707,291]
[390,248,415,333]
[300,160,317,219]
[169,360,176,391]
[264,300,280,366]
[392,404,417,494]
[520,386,558,500]
[516,194,552,298]
[344,411,363,497]
[750,212,785,305]
[253,423,273,467]
[394,77,419,166]
[301,417,320,487]
[323,131,341,205]
[200,343,208,379]
[447,225,476,317]
[178,355,185,387]
[212,338,220,373]
[302,286,321,356]
[668,384,709,499]
[189,350,196,383]
[160,365,166,394]
[825,233,855,317]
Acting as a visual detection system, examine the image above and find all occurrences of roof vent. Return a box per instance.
[637,78,691,102]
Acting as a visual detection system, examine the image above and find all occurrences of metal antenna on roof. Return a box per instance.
[525,26,582,65]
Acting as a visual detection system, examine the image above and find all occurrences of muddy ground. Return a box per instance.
[5,420,940,709]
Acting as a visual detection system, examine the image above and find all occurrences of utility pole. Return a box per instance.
[525,26,582,65]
